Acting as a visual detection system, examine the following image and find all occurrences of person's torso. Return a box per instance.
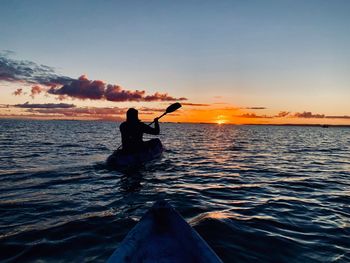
[120,122,145,147]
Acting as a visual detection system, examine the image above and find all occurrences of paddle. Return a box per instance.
[116,102,182,150]
[148,102,182,126]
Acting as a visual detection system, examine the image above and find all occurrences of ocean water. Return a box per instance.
[0,119,349,262]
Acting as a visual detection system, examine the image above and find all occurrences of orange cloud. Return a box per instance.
[30,85,43,98]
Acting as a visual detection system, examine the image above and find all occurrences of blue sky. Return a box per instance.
[1,0,350,119]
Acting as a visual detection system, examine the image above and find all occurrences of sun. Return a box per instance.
[215,115,227,125]
[216,119,225,125]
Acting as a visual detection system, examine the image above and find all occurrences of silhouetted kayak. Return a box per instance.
[106,138,163,168]
[107,200,223,263]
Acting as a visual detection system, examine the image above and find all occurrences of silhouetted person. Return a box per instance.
[120,108,160,153]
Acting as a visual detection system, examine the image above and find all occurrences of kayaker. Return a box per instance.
[120,108,160,153]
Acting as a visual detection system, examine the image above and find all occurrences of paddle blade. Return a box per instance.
[166,102,182,113]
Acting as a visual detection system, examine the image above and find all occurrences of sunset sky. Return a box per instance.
[1,0,350,124]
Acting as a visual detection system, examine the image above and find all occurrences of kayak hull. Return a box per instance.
[107,200,223,263]
[107,138,163,168]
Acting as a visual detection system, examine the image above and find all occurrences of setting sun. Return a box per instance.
[215,115,227,125]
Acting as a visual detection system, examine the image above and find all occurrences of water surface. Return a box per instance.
[0,120,349,262]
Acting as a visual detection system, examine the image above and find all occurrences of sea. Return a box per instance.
[0,119,349,262]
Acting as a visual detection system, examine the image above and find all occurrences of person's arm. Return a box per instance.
[142,118,160,135]
[119,122,127,146]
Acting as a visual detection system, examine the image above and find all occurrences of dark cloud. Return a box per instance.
[325,115,350,119]
[293,112,350,119]
[235,111,350,120]
[276,111,290,117]
[48,75,106,100]
[14,102,76,108]
[0,51,73,86]
[244,107,267,110]
[1,52,187,102]
[143,92,187,102]
[235,113,273,118]
[105,84,145,102]
[294,112,325,118]
[13,88,23,96]
[48,75,186,102]
[182,102,210,106]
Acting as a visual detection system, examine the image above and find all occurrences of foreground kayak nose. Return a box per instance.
[107,200,223,263]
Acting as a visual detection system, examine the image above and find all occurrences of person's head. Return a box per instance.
[126,108,139,123]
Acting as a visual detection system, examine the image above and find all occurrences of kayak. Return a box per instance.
[106,138,163,168]
[107,200,223,263]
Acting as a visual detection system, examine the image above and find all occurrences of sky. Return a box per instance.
[1,0,350,124]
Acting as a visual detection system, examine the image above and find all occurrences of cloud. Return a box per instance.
[276,111,290,117]
[48,75,186,102]
[104,84,145,101]
[143,92,187,102]
[13,88,23,96]
[235,113,273,118]
[235,111,350,120]
[292,112,350,119]
[0,51,73,86]
[1,52,187,102]
[25,106,129,121]
[182,102,210,106]
[244,107,267,110]
[139,107,164,112]
[30,85,43,98]
[14,102,76,108]
[325,115,350,119]
[48,75,106,100]
[20,105,169,120]
[294,112,325,118]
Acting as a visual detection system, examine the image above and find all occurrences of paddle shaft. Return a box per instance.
[148,112,166,126]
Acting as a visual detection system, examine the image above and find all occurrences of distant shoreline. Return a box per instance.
[1,117,350,128]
